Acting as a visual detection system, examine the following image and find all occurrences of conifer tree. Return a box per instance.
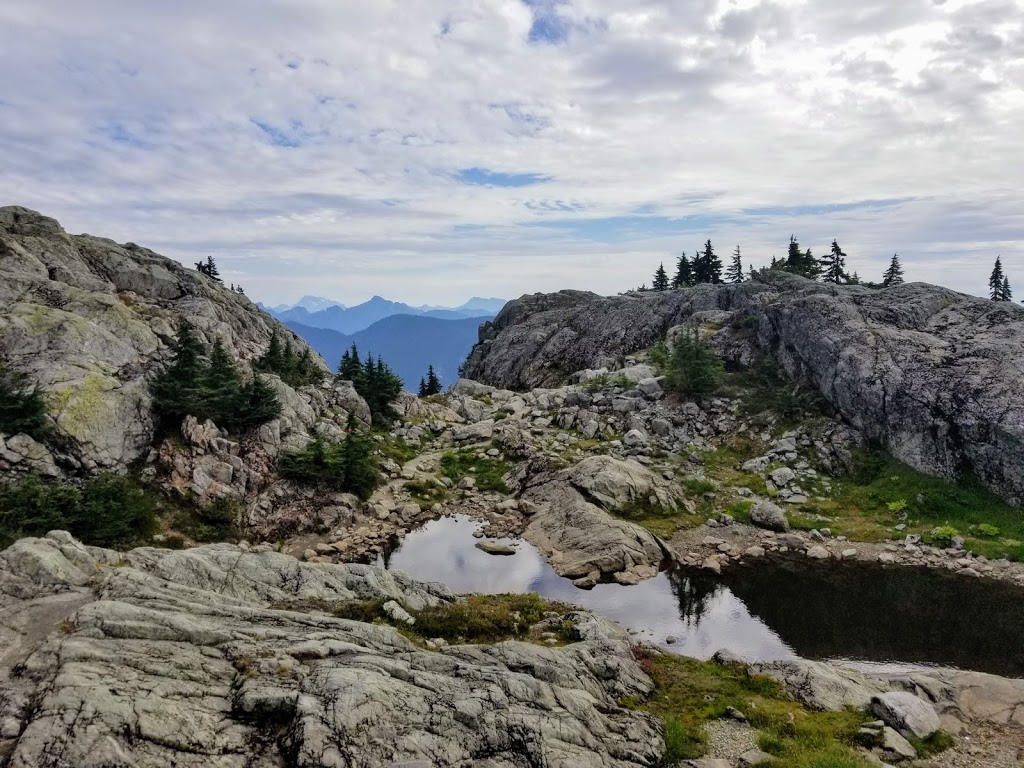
[337,344,365,389]
[424,365,442,396]
[418,377,428,397]
[882,253,905,287]
[231,375,282,430]
[652,262,670,291]
[725,245,743,283]
[204,338,242,417]
[338,414,380,500]
[205,256,222,283]
[152,320,207,424]
[0,358,50,441]
[673,253,693,288]
[692,240,722,284]
[849,271,861,285]
[1001,276,1013,302]
[821,240,850,284]
[990,257,1006,300]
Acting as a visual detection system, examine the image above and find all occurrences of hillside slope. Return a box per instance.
[0,206,368,498]
[463,273,1024,504]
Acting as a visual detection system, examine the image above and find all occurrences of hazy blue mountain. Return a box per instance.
[285,314,490,390]
[455,297,507,314]
[270,295,500,335]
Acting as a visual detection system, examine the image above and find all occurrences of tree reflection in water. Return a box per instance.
[668,565,723,628]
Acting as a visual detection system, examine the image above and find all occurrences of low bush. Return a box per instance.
[279,418,380,500]
[0,358,50,442]
[662,329,724,398]
[930,525,960,548]
[439,450,510,493]
[0,474,158,550]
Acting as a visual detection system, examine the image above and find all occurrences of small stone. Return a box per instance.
[666,636,677,644]
[738,749,774,767]
[382,600,415,625]
[701,557,721,574]
[841,548,858,559]
[806,545,830,560]
[475,540,516,556]
[878,553,897,564]
[744,546,765,558]
[750,501,790,532]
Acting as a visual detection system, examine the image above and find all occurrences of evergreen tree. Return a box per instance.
[205,256,222,283]
[151,320,207,424]
[257,330,285,374]
[0,358,50,442]
[1001,276,1013,302]
[725,245,743,283]
[692,240,723,284]
[882,253,905,287]
[821,240,850,284]
[990,257,1006,300]
[339,414,380,500]
[230,375,281,431]
[673,253,693,288]
[337,343,366,389]
[652,262,670,291]
[204,338,242,417]
[781,235,821,280]
[849,271,861,285]
[236,285,245,294]
[418,377,428,397]
[424,365,442,396]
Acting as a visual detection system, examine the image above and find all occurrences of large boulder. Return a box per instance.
[750,501,790,532]
[0,206,334,474]
[872,691,941,740]
[567,455,679,512]
[0,533,664,768]
[463,274,1024,504]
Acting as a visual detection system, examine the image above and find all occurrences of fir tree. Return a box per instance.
[204,338,242,417]
[0,358,50,442]
[821,240,850,284]
[652,262,670,291]
[673,253,693,288]
[418,377,428,397]
[236,285,245,294]
[205,256,222,283]
[230,375,281,431]
[725,245,743,283]
[423,365,442,396]
[692,240,723,284]
[990,257,1006,301]
[339,414,380,499]
[1001,276,1013,302]
[849,271,861,285]
[337,344,366,389]
[882,253,905,287]
[151,320,207,424]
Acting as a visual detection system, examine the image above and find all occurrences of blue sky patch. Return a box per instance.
[527,214,720,242]
[743,198,914,217]
[252,120,301,148]
[522,0,570,44]
[456,167,551,187]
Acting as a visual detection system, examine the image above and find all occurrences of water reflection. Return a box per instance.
[378,515,796,662]
[378,515,1024,676]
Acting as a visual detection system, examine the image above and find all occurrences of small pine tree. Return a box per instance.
[339,414,380,500]
[204,338,243,418]
[882,253,905,287]
[673,253,693,288]
[194,260,207,275]
[990,257,1006,300]
[236,285,245,294]
[1001,276,1013,302]
[849,271,861,285]
[152,320,208,424]
[205,256,222,283]
[692,240,723,284]
[230,375,281,430]
[664,328,724,397]
[725,245,743,283]
[821,240,850,284]
[0,358,50,441]
[418,377,428,397]
[425,365,442,396]
[652,262,670,291]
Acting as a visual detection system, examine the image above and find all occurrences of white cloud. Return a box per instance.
[0,0,1021,305]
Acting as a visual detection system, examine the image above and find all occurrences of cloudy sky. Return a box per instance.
[2,0,1022,305]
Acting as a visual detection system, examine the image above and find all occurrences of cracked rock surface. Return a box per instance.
[0,532,663,768]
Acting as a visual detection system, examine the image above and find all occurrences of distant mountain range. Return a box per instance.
[286,314,490,390]
[261,295,506,335]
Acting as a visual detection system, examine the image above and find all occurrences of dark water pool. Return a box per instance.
[379,515,1024,677]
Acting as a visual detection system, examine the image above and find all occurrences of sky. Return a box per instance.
[1,0,1022,306]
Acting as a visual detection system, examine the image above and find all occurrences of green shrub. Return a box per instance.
[0,358,51,441]
[254,330,323,388]
[930,526,960,547]
[663,328,724,397]
[151,322,280,433]
[976,523,1000,538]
[0,474,158,550]
[173,496,240,542]
[886,499,908,513]
[404,480,446,506]
[439,450,510,493]
[279,416,380,500]
[683,478,716,496]
[336,343,403,425]
[411,594,565,644]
